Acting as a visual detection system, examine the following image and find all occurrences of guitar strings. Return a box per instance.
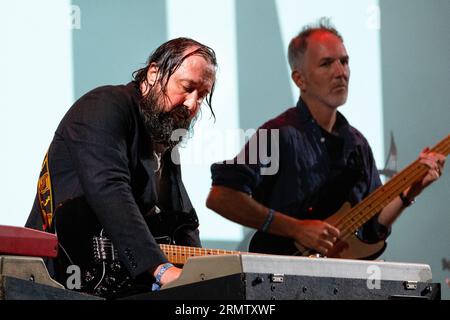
[337,161,426,239]
[338,160,424,233]
[341,138,449,236]
[94,243,238,255]
[335,137,449,240]
[337,149,448,239]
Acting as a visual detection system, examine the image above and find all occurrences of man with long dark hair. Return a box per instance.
[26,37,217,297]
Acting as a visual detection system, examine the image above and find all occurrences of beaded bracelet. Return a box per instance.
[152,262,174,291]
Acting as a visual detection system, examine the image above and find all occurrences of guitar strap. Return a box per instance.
[37,151,55,232]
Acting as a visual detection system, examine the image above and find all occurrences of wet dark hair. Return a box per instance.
[288,17,343,71]
[133,37,218,119]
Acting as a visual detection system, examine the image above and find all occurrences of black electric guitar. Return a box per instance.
[250,134,450,259]
[52,197,243,299]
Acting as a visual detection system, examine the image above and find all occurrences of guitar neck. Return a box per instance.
[338,134,450,238]
[159,244,242,265]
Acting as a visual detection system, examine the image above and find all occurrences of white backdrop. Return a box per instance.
[0,0,383,243]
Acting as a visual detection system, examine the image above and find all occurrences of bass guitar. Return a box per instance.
[250,134,449,259]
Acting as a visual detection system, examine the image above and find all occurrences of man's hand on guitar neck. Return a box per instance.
[378,148,446,228]
[404,148,446,200]
[294,146,446,255]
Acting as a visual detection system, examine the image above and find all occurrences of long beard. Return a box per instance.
[139,88,194,148]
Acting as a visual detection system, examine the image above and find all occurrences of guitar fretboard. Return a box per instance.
[159,244,242,265]
[336,134,450,239]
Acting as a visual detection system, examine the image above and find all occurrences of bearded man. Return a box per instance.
[25,38,217,297]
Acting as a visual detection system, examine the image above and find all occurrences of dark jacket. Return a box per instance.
[26,82,200,279]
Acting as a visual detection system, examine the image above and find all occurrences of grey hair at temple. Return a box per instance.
[287,17,343,71]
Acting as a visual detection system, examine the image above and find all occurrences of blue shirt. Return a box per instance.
[211,98,389,244]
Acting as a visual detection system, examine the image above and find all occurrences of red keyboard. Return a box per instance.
[0,225,58,258]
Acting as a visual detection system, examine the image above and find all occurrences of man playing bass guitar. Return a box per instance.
[206,21,447,258]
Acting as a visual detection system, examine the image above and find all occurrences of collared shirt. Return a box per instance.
[211,98,389,243]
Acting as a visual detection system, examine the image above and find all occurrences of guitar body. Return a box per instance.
[325,233,386,259]
[52,197,188,298]
[52,197,117,297]
[323,202,386,259]
[249,202,386,260]
[250,134,450,259]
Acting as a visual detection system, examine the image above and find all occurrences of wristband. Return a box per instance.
[399,192,415,207]
[152,262,174,291]
[260,208,275,232]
